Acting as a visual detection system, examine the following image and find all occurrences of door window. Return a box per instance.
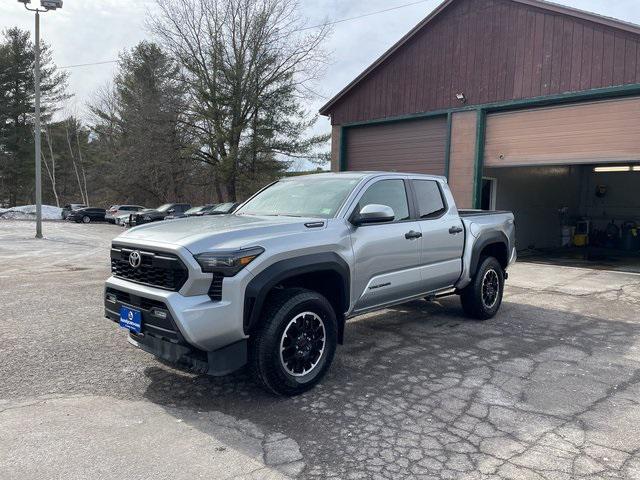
[357,179,409,222]
[412,180,446,219]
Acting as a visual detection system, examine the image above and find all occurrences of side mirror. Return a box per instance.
[352,204,395,226]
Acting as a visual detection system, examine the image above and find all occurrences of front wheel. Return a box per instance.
[460,256,504,320]
[82,215,91,223]
[249,288,337,396]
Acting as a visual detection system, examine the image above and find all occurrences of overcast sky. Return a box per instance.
[2,0,640,165]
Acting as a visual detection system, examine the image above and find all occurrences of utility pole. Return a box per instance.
[18,0,64,239]
[34,9,42,238]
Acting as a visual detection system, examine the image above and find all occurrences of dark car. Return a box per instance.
[61,203,87,220]
[203,202,239,215]
[66,207,106,223]
[165,204,215,220]
[130,203,191,226]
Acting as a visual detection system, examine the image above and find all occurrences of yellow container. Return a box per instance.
[573,234,588,246]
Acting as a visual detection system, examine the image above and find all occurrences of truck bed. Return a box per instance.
[458,209,511,217]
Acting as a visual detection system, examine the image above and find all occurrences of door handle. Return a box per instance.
[449,226,463,234]
[405,230,422,240]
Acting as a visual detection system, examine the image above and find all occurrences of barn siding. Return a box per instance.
[330,126,341,172]
[448,111,478,208]
[328,0,640,125]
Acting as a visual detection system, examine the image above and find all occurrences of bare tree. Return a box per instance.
[42,124,60,207]
[64,119,88,205]
[150,0,331,200]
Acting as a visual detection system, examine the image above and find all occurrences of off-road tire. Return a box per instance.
[460,256,504,320]
[249,288,337,396]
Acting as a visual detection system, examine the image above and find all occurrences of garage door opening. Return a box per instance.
[483,164,640,273]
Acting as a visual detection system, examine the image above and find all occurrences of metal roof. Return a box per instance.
[319,0,640,116]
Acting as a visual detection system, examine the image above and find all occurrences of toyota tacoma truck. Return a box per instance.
[105,172,516,396]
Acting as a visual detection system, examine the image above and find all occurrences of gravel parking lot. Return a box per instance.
[2,220,640,480]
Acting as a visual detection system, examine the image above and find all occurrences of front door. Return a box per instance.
[350,178,423,312]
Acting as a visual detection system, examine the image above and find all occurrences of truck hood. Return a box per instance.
[116,214,324,252]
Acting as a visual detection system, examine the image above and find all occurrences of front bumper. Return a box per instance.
[105,277,250,375]
[104,271,250,352]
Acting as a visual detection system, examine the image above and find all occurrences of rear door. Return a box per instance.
[410,179,464,292]
[349,178,423,312]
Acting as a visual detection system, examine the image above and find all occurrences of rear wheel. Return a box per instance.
[82,215,91,223]
[460,256,504,320]
[249,288,337,396]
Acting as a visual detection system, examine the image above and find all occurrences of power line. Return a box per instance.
[297,0,432,32]
[59,59,118,69]
[58,0,432,69]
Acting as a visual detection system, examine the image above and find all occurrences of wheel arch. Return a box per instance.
[470,231,509,276]
[244,253,350,343]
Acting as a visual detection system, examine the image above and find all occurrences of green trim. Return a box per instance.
[338,126,347,171]
[339,83,640,128]
[482,83,640,113]
[343,109,451,128]
[335,83,640,189]
[472,109,486,209]
[444,112,452,179]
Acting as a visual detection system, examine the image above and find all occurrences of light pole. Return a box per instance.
[18,0,63,239]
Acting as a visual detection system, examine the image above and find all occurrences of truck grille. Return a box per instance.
[111,245,188,291]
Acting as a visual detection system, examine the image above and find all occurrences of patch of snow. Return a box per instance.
[0,205,63,220]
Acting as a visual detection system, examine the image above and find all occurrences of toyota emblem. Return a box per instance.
[129,250,142,268]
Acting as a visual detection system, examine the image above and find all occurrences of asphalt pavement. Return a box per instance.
[1,220,640,480]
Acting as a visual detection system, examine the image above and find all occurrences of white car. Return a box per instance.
[114,214,131,227]
[106,205,145,224]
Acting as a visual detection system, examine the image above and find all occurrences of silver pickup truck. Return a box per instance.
[105,172,516,395]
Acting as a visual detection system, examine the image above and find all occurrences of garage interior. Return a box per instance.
[482,97,640,273]
[483,165,640,273]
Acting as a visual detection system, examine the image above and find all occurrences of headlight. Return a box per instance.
[194,247,264,276]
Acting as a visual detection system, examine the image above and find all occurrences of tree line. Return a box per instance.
[0,0,330,208]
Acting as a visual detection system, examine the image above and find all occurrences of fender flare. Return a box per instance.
[243,253,350,336]
[470,231,509,276]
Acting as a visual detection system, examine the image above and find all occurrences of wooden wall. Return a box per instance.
[330,126,341,171]
[484,96,640,166]
[326,0,640,125]
[343,117,448,174]
[448,111,478,208]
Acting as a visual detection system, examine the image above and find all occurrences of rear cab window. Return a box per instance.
[411,180,447,219]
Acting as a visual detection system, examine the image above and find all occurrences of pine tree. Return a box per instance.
[0,27,68,206]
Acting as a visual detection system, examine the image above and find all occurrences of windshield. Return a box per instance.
[185,206,203,214]
[156,204,173,212]
[237,176,362,218]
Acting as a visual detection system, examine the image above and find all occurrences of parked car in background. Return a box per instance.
[114,214,131,227]
[66,207,106,223]
[129,203,191,226]
[106,205,145,223]
[61,204,86,220]
[203,202,239,215]
[165,204,215,220]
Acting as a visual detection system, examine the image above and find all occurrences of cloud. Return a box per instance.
[2,0,639,158]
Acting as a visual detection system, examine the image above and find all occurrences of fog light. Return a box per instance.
[106,293,117,304]
[151,309,167,319]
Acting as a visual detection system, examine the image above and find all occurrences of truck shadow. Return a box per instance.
[142,295,640,478]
